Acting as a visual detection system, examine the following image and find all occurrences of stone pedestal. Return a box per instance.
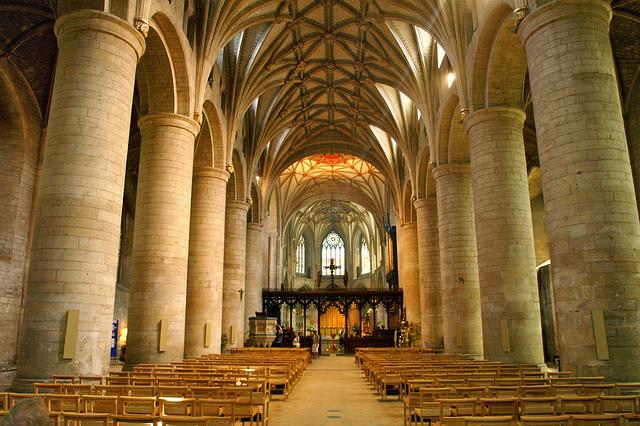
[520,0,640,380]
[14,10,144,389]
[248,317,277,348]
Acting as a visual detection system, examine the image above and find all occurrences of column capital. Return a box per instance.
[138,113,201,137]
[401,221,417,230]
[432,163,471,181]
[464,107,526,131]
[55,10,145,61]
[519,0,612,47]
[247,222,264,232]
[193,167,230,182]
[414,196,437,211]
[226,199,250,212]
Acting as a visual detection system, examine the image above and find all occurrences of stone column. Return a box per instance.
[184,167,229,357]
[433,164,483,356]
[414,197,443,349]
[245,223,265,329]
[14,11,144,388]
[267,232,278,290]
[520,0,640,380]
[397,222,421,326]
[126,113,199,366]
[465,107,544,364]
[222,200,250,348]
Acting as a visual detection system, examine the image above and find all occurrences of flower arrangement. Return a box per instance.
[398,320,420,347]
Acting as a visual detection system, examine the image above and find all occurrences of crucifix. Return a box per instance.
[238,289,244,301]
[324,258,339,286]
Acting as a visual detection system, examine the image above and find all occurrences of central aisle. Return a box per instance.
[269,355,403,426]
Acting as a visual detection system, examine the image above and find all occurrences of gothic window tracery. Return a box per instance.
[322,231,345,275]
[361,238,371,275]
[296,236,305,275]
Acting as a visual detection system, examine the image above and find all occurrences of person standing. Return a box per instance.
[312,330,320,358]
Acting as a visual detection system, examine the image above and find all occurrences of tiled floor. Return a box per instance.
[269,355,403,425]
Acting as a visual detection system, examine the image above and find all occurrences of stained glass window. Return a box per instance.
[361,238,370,275]
[322,231,344,275]
[296,236,305,275]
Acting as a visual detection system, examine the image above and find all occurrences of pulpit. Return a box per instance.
[248,316,278,347]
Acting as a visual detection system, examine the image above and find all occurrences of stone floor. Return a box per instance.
[269,355,404,426]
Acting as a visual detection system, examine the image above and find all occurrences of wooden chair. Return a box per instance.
[410,388,453,426]
[622,413,640,424]
[520,397,560,416]
[223,387,263,426]
[189,386,223,399]
[93,385,126,396]
[34,383,64,394]
[378,374,403,401]
[130,378,155,387]
[7,393,38,408]
[454,387,488,398]
[488,386,519,398]
[520,385,553,397]
[158,397,196,416]
[105,377,130,386]
[61,384,93,395]
[559,396,598,415]
[126,386,155,397]
[61,412,110,426]
[118,396,157,416]
[520,415,571,426]
[494,379,521,387]
[600,396,638,415]
[81,395,118,415]
[156,378,181,387]
[156,386,190,398]
[52,375,76,384]
[159,416,209,426]
[571,413,622,426]
[0,392,9,415]
[78,376,103,385]
[478,398,518,418]
[582,384,616,396]
[110,414,159,426]
[437,397,479,426]
[461,415,516,426]
[44,394,81,414]
[553,384,583,396]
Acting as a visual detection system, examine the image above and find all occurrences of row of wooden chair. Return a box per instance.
[454,414,634,426]
[407,395,640,426]
[0,392,262,426]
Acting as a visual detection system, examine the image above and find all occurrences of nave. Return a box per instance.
[269,355,403,426]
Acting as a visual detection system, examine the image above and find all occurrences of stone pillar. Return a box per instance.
[433,164,483,356]
[126,113,199,366]
[465,107,544,364]
[14,11,144,388]
[397,222,421,327]
[520,0,640,380]
[267,232,278,290]
[245,223,265,331]
[184,167,229,357]
[222,200,250,348]
[414,197,443,349]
